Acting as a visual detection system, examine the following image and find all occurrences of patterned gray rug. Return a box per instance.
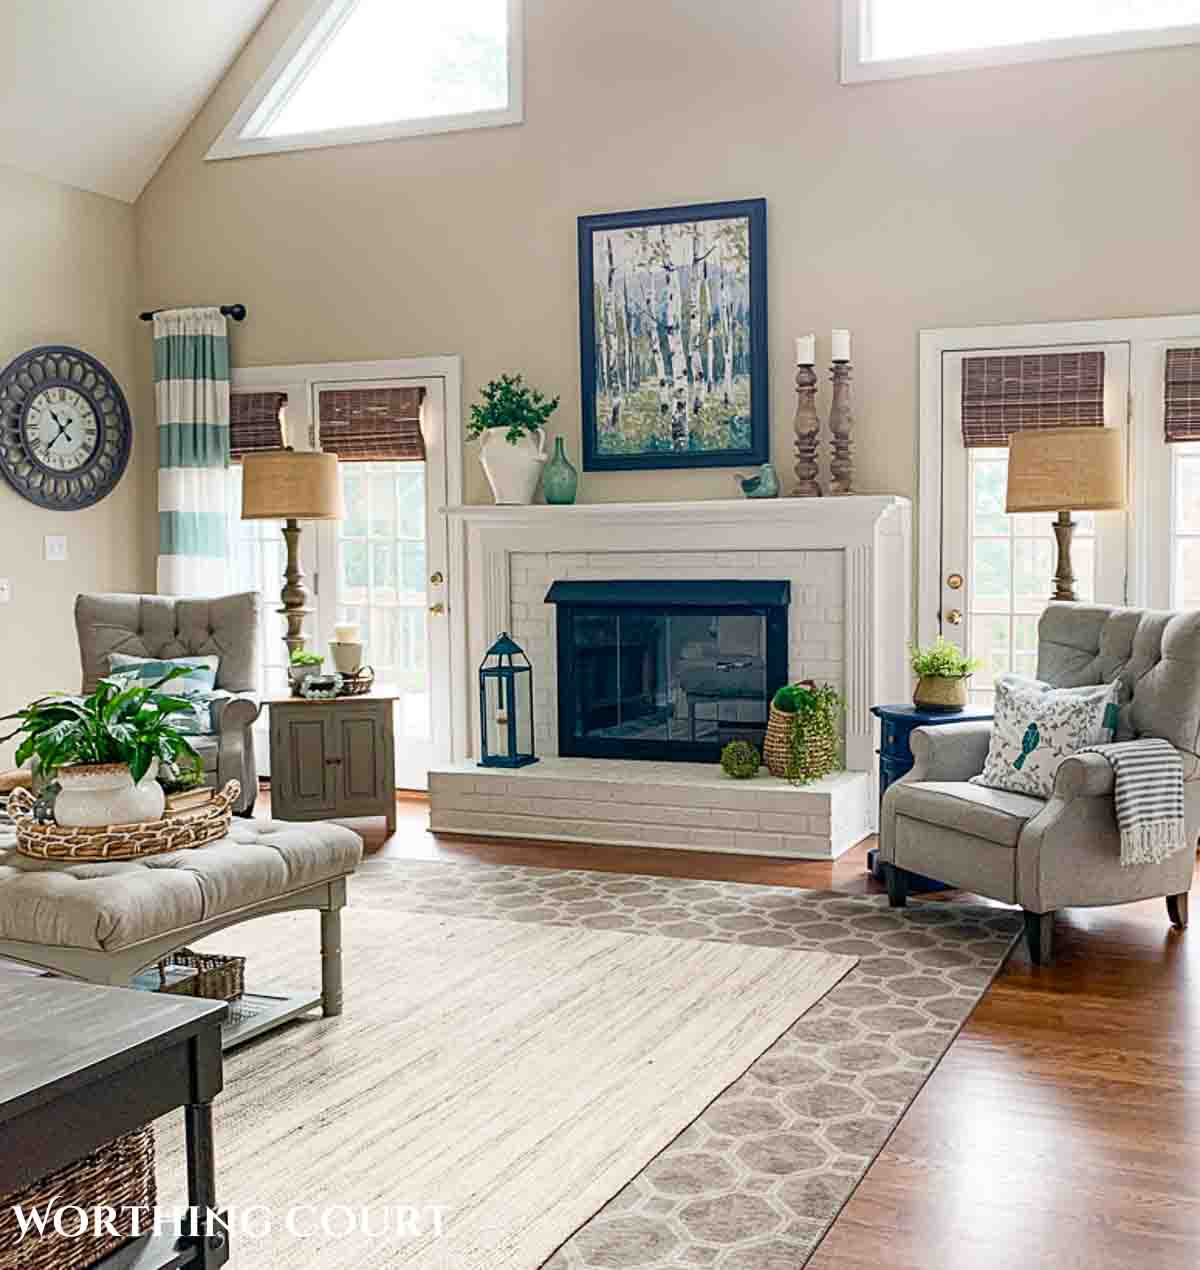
[345,857,1022,1268]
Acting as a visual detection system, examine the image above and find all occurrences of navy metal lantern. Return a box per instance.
[478,632,538,768]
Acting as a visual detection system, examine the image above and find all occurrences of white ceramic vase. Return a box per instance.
[55,760,165,827]
[479,428,547,505]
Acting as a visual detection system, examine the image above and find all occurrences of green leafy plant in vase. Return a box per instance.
[908,637,981,712]
[766,681,844,785]
[468,373,561,505]
[0,668,201,827]
[289,648,324,693]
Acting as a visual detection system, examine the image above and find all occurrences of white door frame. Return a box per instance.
[231,355,465,766]
[918,315,1200,645]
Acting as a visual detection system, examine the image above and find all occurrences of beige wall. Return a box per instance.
[137,0,1200,511]
[0,164,148,766]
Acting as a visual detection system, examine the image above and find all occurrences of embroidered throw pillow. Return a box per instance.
[107,653,222,736]
[971,675,1121,799]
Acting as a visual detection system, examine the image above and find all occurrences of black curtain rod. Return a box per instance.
[139,304,247,322]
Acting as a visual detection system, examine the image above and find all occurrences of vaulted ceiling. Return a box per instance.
[0,0,276,203]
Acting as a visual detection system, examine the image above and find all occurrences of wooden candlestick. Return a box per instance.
[828,361,854,496]
[790,364,822,497]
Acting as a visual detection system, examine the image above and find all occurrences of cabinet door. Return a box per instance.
[334,706,392,815]
[273,710,337,818]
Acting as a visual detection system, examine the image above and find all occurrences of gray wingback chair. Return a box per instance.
[881,603,1198,964]
[74,592,262,815]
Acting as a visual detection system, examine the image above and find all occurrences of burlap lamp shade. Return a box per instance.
[1006,427,1126,601]
[241,450,343,658]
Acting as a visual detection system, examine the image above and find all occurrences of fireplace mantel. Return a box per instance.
[446,495,911,803]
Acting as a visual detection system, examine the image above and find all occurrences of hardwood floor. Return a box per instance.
[268,791,1200,1267]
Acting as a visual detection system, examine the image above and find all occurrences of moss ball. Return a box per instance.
[721,740,761,779]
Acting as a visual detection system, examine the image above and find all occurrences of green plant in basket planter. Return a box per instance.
[769,681,843,786]
[908,637,981,711]
[720,740,761,780]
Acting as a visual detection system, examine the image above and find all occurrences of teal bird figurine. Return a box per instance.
[736,463,780,499]
[1013,722,1040,770]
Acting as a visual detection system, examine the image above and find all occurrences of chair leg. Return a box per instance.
[1023,910,1054,966]
[320,907,344,1017]
[1167,892,1189,930]
[884,862,908,909]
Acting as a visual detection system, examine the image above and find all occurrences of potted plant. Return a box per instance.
[0,669,201,827]
[908,637,980,711]
[468,373,560,505]
[764,680,843,784]
[289,649,324,693]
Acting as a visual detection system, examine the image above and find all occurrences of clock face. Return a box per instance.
[23,386,100,474]
[0,347,131,510]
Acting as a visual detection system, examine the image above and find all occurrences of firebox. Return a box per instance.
[545,579,790,763]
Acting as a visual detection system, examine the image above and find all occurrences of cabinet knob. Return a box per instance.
[325,756,342,766]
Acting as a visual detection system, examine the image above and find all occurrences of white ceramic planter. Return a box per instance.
[55,760,165,827]
[479,428,547,505]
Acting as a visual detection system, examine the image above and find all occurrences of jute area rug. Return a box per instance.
[160,857,1021,1269]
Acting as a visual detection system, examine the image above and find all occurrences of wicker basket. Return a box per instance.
[8,780,240,862]
[763,701,839,785]
[0,1127,155,1270]
[157,948,245,1002]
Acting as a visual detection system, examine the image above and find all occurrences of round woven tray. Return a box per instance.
[7,780,240,861]
[338,665,376,697]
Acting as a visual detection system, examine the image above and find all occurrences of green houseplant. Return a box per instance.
[908,637,980,712]
[765,680,843,785]
[0,669,201,827]
[469,373,561,505]
[289,648,324,693]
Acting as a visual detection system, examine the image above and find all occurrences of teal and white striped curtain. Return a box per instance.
[154,307,231,595]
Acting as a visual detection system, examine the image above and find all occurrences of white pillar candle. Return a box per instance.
[795,334,815,365]
[831,329,851,362]
[334,622,361,644]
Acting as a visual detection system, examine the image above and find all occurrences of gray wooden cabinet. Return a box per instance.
[268,694,397,832]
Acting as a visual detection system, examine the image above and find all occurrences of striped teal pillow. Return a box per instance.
[108,653,219,695]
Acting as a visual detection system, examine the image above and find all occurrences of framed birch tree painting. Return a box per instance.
[577,198,768,472]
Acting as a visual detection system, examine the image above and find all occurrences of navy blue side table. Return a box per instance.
[868,703,994,887]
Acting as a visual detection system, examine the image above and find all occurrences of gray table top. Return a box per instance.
[0,974,225,1121]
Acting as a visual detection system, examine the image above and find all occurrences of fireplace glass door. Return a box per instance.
[548,581,789,763]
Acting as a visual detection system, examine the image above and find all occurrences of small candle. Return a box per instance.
[795,334,815,365]
[334,622,360,644]
[831,329,851,362]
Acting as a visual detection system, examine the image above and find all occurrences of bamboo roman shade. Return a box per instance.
[229,391,286,461]
[318,386,426,462]
[961,351,1105,448]
[1165,348,1200,443]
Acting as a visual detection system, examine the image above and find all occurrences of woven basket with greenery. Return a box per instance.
[764,681,843,785]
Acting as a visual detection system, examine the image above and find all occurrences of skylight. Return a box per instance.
[843,0,1200,82]
[207,0,521,161]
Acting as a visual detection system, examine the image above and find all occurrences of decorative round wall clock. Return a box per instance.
[0,346,132,510]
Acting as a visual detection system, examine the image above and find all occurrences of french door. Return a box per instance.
[940,342,1130,703]
[313,378,452,790]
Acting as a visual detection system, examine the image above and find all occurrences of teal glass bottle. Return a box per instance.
[543,436,578,505]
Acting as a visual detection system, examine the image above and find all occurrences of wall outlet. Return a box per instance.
[0,579,9,603]
[44,535,68,562]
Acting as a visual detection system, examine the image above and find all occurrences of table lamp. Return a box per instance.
[1005,427,1125,602]
[241,449,343,656]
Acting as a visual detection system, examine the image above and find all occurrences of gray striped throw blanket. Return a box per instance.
[1078,738,1186,867]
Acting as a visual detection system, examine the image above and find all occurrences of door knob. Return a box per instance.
[945,608,963,626]
[430,571,444,585]
[946,572,963,590]
[429,602,446,615]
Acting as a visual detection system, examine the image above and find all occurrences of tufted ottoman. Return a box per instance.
[0,819,363,1047]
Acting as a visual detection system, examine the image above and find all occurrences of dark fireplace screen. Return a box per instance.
[545,580,790,762]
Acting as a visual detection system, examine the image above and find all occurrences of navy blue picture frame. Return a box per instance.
[577,198,769,473]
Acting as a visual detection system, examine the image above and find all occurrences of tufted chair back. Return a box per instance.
[1037,602,1200,777]
[75,592,261,694]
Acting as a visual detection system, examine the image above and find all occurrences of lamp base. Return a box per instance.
[279,518,312,658]
[1051,509,1077,602]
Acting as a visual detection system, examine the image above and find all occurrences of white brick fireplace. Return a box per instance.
[433,495,911,859]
